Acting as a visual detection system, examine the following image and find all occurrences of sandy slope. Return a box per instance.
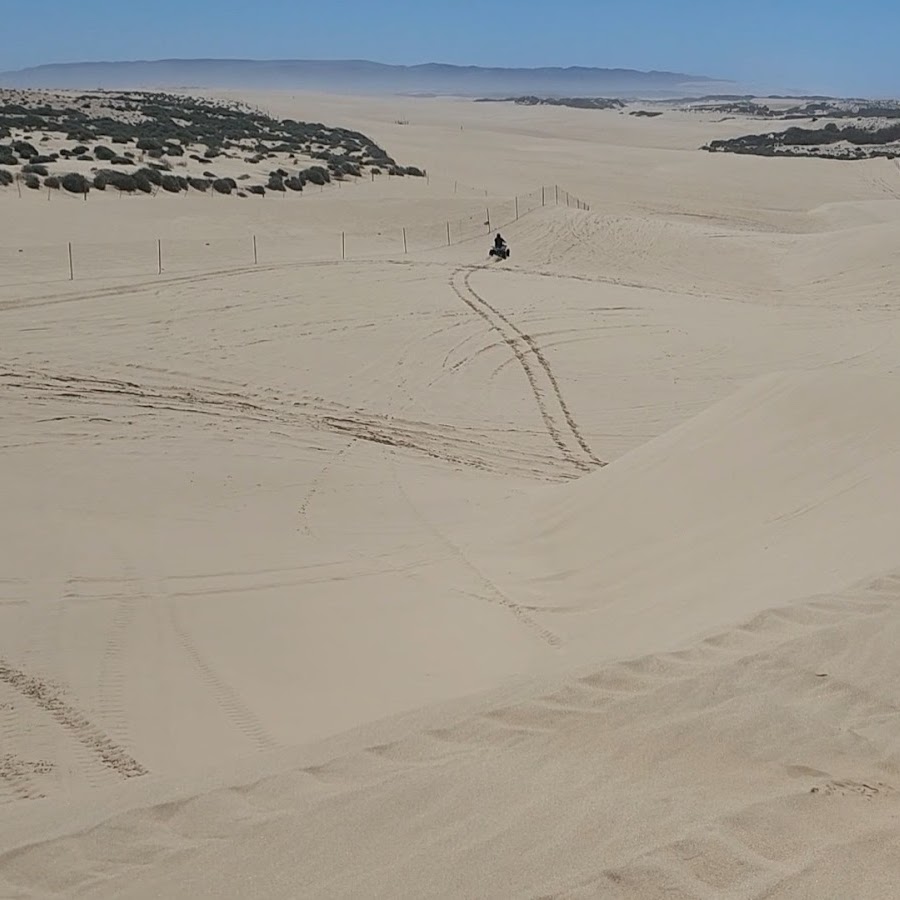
[2,93,900,898]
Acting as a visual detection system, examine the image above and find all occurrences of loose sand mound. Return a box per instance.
[464,370,900,665]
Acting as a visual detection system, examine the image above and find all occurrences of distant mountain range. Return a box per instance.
[0,59,729,97]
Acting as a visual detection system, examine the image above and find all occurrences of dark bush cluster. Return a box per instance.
[24,173,40,189]
[300,165,330,185]
[705,120,900,158]
[22,163,49,176]
[134,166,162,186]
[212,177,236,194]
[44,175,60,189]
[0,168,13,186]
[13,140,37,158]
[61,172,90,193]
[0,90,424,193]
[94,169,143,192]
[247,184,265,195]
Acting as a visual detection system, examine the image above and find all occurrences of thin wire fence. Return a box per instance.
[0,183,590,286]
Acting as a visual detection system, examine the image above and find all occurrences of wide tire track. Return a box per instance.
[0,658,147,779]
[449,267,605,474]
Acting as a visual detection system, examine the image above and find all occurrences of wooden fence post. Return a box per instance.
[68,242,74,281]
[157,239,162,275]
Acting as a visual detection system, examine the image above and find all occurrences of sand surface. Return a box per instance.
[2,94,900,898]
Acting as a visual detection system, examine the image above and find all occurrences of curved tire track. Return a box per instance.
[449,266,605,473]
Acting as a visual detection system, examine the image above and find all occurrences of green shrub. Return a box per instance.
[44,175,60,189]
[61,172,90,193]
[0,168,13,186]
[212,177,234,194]
[188,176,210,191]
[135,166,163,186]
[24,173,40,189]
[13,140,37,158]
[94,145,116,160]
[247,184,265,195]
[22,163,49,176]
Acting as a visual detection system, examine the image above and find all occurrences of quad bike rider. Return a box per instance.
[489,232,510,259]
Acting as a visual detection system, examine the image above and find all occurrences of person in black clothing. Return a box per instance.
[494,233,505,250]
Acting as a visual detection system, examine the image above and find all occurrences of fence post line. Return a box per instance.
[253,235,258,265]
[515,196,519,220]
[68,242,74,281]
[486,207,491,233]
[341,231,345,260]
[157,239,162,275]
[555,185,559,205]
[402,227,408,254]
[446,222,451,246]
[542,186,545,206]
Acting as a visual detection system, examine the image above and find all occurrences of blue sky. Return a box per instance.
[1,0,898,96]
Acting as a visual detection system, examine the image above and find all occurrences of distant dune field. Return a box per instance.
[2,91,900,899]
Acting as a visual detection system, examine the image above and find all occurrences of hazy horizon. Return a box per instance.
[1,0,898,97]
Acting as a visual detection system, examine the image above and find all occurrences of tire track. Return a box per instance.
[0,658,147,779]
[389,457,561,649]
[449,267,605,473]
[1,367,570,481]
[0,754,49,803]
[167,603,278,753]
[96,592,138,750]
[298,438,358,538]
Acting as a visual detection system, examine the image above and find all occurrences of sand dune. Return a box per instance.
[2,93,900,898]
[463,371,900,663]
